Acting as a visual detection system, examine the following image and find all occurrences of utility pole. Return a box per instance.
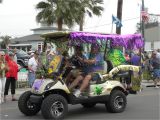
[116,0,123,34]
[141,0,145,40]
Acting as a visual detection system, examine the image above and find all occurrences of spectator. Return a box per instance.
[130,51,141,66]
[156,49,160,59]
[0,51,8,104]
[4,53,18,101]
[13,48,17,63]
[150,51,160,88]
[28,51,39,87]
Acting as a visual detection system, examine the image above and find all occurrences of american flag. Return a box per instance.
[141,10,149,23]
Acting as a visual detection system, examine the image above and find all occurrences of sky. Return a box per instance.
[0,0,160,38]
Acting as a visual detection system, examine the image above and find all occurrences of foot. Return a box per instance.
[155,86,159,88]
[73,89,81,97]
[4,97,7,103]
[12,98,18,101]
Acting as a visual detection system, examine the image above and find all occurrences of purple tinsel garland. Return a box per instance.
[69,32,144,50]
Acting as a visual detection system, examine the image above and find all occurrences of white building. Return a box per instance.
[10,24,68,52]
[144,17,160,50]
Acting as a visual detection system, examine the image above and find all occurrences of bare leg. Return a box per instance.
[65,73,72,85]
[69,75,83,90]
[154,78,158,86]
[80,75,92,92]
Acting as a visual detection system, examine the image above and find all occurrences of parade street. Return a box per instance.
[0,87,159,120]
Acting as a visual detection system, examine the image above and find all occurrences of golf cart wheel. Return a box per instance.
[81,103,96,108]
[105,90,127,113]
[18,91,41,116]
[41,94,68,120]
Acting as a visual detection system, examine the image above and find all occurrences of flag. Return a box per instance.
[141,10,149,23]
[112,15,123,28]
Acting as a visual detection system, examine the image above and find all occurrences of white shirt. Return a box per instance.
[14,54,17,63]
[28,57,38,72]
[157,52,160,59]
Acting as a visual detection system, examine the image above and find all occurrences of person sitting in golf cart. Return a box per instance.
[65,46,87,85]
[69,44,105,97]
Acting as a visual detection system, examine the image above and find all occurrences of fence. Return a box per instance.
[17,71,29,88]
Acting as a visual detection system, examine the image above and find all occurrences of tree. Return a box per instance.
[0,35,11,49]
[36,0,79,31]
[75,0,104,31]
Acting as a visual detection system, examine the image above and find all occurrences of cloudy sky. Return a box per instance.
[0,0,159,37]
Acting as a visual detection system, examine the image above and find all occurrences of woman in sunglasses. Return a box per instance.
[0,51,8,104]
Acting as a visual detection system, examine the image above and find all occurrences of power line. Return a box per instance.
[83,17,140,29]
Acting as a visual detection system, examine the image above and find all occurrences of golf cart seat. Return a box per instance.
[114,71,129,78]
[106,60,129,78]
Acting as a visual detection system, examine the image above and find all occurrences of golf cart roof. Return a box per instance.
[41,31,144,50]
[41,31,70,42]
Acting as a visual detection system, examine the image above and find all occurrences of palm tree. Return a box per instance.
[75,0,104,31]
[0,35,11,49]
[36,0,79,31]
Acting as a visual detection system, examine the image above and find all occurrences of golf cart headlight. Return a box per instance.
[45,82,55,90]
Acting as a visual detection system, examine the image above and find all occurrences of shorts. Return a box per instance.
[91,73,101,81]
[70,69,82,78]
[153,69,160,79]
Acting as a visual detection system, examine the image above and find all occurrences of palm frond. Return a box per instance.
[36,1,51,9]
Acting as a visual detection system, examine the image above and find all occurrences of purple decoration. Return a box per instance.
[69,32,144,50]
[32,79,44,91]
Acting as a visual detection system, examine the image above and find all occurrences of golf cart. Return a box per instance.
[18,32,144,120]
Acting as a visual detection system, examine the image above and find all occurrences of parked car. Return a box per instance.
[16,49,30,68]
[0,49,29,68]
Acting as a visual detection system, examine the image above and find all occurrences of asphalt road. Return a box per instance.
[0,87,159,120]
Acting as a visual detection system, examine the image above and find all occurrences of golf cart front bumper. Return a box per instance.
[29,94,43,104]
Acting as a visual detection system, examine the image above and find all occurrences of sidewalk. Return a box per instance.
[141,79,160,87]
[15,88,31,95]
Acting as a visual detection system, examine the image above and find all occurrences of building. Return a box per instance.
[10,24,68,52]
[145,14,160,50]
[145,22,160,50]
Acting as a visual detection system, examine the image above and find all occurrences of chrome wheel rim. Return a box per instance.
[114,96,124,109]
[50,101,64,117]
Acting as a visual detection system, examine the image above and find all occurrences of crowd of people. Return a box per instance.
[0,51,18,104]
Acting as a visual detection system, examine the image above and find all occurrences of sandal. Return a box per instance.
[12,98,18,101]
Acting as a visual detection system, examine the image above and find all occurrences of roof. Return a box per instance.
[9,44,32,47]
[31,26,68,31]
[41,31,144,50]
[11,34,44,43]
[41,31,70,42]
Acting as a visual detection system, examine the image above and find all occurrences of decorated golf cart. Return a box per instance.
[18,31,144,120]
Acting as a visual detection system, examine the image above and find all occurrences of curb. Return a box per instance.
[141,80,160,87]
